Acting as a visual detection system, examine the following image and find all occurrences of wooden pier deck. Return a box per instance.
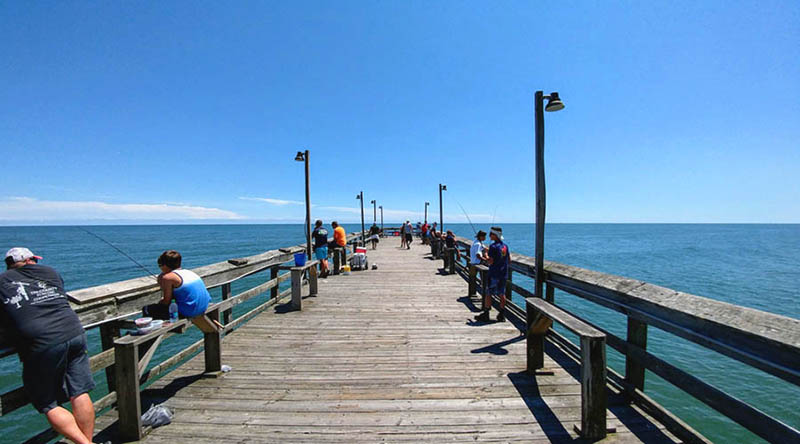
[96,239,682,443]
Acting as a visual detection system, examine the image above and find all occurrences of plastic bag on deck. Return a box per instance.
[141,403,174,428]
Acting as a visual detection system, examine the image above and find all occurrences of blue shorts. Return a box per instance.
[314,245,328,260]
[488,276,507,296]
[23,333,95,413]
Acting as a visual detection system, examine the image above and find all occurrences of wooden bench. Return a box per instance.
[114,307,223,441]
[279,260,319,311]
[525,297,608,440]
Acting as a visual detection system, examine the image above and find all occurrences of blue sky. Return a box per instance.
[1,1,798,224]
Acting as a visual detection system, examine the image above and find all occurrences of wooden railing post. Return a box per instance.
[291,268,303,310]
[625,317,648,393]
[468,264,477,296]
[545,282,554,303]
[204,308,222,374]
[221,283,232,325]
[99,322,120,392]
[580,335,608,440]
[114,341,142,441]
[447,248,456,274]
[270,265,279,299]
[526,312,550,373]
[309,263,319,296]
[479,268,488,310]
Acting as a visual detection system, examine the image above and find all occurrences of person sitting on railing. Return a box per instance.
[475,227,509,323]
[445,230,461,260]
[143,250,211,323]
[1,248,98,444]
[331,221,347,250]
[469,230,488,265]
[312,220,330,278]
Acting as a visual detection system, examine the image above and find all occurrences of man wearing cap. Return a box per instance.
[1,248,97,444]
[475,227,510,322]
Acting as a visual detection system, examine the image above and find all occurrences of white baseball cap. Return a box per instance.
[5,247,42,263]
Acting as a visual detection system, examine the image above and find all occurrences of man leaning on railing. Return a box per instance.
[0,248,100,444]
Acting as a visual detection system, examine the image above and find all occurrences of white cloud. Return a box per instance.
[0,197,244,221]
[239,196,305,206]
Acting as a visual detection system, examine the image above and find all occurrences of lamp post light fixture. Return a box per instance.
[424,202,430,224]
[356,192,365,246]
[370,200,377,223]
[379,205,384,234]
[438,184,446,231]
[294,150,312,259]
[534,91,565,301]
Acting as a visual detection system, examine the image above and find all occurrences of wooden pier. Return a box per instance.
[94,239,679,443]
[2,230,798,443]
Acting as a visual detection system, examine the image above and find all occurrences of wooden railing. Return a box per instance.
[430,235,800,444]
[0,233,363,443]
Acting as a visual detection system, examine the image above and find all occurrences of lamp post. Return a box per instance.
[370,200,376,224]
[424,202,429,224]
[533,91,565,300]
[379,205,384,233]
[438,184,446,231]
[294,150,312,259]
[356,192,365,246]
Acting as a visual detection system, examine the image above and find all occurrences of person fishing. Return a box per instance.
[470,230,488,265]
[312,220,330,278]
[143,250,211,321]
[475,226,509,322]
[0,248,99,444]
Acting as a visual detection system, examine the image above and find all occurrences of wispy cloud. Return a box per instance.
[0,197,244,221]
[239,196,305,206]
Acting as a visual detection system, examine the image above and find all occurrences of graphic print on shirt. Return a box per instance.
[2,280,63,310]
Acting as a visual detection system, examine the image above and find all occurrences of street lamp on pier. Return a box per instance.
[294,150,312,259]
[438,185,446,231]
[356,192,365,246]
[424,202,429,224]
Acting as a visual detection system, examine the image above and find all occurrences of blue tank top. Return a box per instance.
[172,269,211,318]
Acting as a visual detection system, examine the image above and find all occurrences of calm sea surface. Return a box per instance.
[1,224,798,443]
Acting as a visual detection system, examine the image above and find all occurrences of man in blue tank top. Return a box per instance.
[143,250,211,320]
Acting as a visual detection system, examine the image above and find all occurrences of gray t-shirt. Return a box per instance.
[0,265,84,357]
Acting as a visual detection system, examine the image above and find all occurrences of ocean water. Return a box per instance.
[1,223,798,443]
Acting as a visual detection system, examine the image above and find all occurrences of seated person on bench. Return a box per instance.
[143,250,212,329]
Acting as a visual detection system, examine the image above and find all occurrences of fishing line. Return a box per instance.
[492,206,498,225]
[76,226,159,280]
[450,194,478,236]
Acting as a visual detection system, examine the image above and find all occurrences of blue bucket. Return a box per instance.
[294,252,307,267]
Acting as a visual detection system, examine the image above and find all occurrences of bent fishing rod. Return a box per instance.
[76,226,159,280]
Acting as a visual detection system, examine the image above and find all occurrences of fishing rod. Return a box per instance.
[450,194,478,236]
[76,226,159,280]
[492,206,498,225]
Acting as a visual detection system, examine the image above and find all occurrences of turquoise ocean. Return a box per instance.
[1,224,798,443]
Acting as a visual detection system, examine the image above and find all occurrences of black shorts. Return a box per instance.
[405,233,413,242]
[489,275,507,296]
[23,333,95,413]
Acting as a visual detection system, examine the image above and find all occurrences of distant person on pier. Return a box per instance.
[404,221,414,249]
[312,220,330,278]
[475,227,509,323]
[470,230,488,265]
[331,221,347,250]
[399,223,407,248]
[143,250,211,322]
[421,222,429,244]
[1,248,98,444]
[445,230,461,260]
[368,224,381,250]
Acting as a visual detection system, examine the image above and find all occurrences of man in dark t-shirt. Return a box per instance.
[474,227,509,323]
[312,220,330,278]
[1,248,96,444]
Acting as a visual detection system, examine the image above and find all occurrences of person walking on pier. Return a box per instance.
[1,248,98,444]
[470,230,488,265]
[475,227,509,322]
[368,223,381,250]
[313,220,330,278]
[404,220,414,249]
